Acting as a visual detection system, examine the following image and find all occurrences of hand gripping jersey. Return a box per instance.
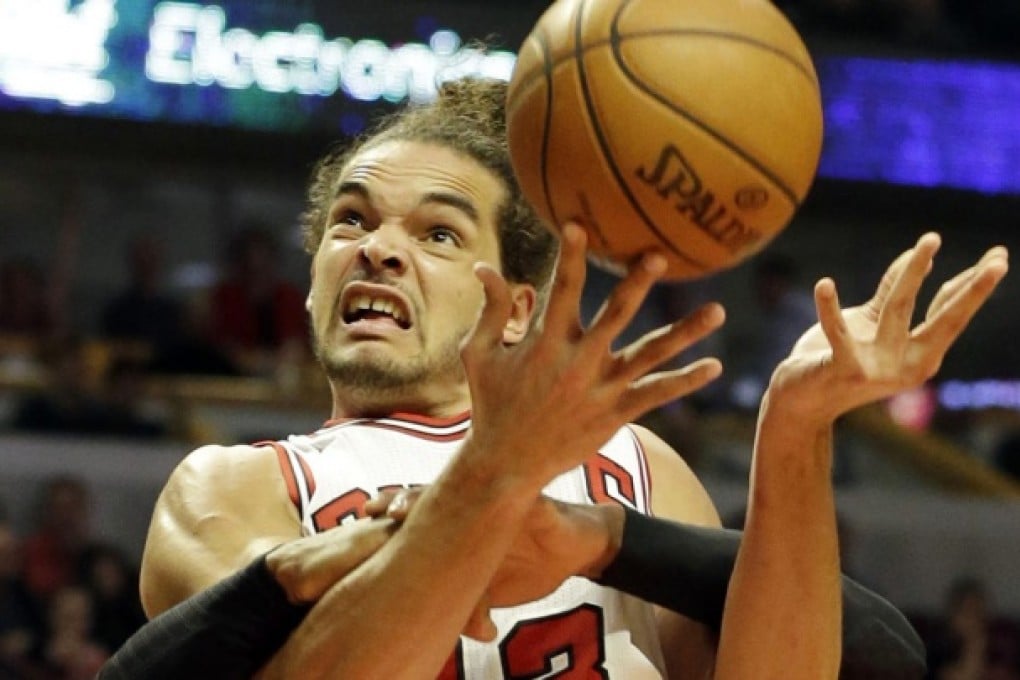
[270,412,666,679]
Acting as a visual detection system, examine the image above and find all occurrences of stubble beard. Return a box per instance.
[314,329,468,400]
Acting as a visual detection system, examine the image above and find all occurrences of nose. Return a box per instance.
[358,225,408,275]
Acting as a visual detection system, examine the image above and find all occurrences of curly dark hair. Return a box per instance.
[300,78,557,291]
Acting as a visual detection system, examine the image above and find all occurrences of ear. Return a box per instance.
[502,283,538,345]
[306,262,316,312]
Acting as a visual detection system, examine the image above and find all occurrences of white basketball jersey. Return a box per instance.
[270,412,666,679]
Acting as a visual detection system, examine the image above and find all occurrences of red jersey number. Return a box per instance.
[583,454,636,508]
[499,604,608,679]
[436,605,607,679]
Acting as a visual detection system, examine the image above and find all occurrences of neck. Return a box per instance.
[328,381,471,420]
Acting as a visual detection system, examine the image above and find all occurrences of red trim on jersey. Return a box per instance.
[626,426,653,516]
[261,441,317,510]
[266,442,301,509]
[388,411,471,427]
[295,453,317,498]
[359,420,469,442]
[320,410,471,430]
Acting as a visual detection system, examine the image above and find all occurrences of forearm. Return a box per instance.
[597,509,924,678]
[105,471,539,680]
[259,443,543,680]
[99,555,309,680]
[714,403,841,680]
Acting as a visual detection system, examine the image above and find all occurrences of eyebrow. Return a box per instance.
[333,181,480,224]
[420,191,479,223]
[334,180,370,201]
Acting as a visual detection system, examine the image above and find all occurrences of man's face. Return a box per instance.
[308,140,510,411]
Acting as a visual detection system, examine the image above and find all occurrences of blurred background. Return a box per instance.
[0,0,1017,678]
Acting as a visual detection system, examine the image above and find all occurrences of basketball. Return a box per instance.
[506,0,824,280]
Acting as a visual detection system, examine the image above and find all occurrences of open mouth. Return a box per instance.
[342,294,412,330]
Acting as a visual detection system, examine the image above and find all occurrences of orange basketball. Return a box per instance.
[506,0,824,280]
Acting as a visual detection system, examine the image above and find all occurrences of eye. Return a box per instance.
[338,210,365,228]
[330,210,367,236]
[426,226,461,247]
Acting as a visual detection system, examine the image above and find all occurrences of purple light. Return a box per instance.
[817,57,1020,195]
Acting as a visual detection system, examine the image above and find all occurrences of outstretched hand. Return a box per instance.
[768,233,1008,425]
[460,223,724,484]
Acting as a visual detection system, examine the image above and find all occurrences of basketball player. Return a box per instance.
[108,79,1007,679]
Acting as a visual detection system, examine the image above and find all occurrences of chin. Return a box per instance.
[320,351,425,392]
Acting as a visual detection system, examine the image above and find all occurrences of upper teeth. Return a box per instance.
[346,296,406,323]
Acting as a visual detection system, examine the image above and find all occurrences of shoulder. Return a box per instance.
[153,442,297,538]
[626,423,720,528]
[170,443,278,485]
[624,423,694,481]
[143,443,301,615]
[160,443,286,515]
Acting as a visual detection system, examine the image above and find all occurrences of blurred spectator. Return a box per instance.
[750,254,817,379]
[927,577,1020,679]
[208,224,307,375]
[146,293,240,376]
[729,254,817,408]
[99,359,167,439]
[101,236,181,350]
[11,338,168,438]
[0,258,54,338]
[10,337,109,436]
[21,477,95,604]
[78,544,144,653]
[42,586,107,680]
[0,521,46,679]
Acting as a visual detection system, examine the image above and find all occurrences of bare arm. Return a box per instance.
[716,404,842,680]
[113,444,396,680]
[715,235,1008,680]
[141,443,543,680]
[140,444,304,616]
[142,443,410,614]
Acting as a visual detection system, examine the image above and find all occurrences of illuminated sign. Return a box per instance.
[0,0,526,132]
[0,0,118,106]
[0,1,1018,196]
[144,2,514,103]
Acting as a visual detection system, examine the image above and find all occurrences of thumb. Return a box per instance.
[462,595,498,642]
